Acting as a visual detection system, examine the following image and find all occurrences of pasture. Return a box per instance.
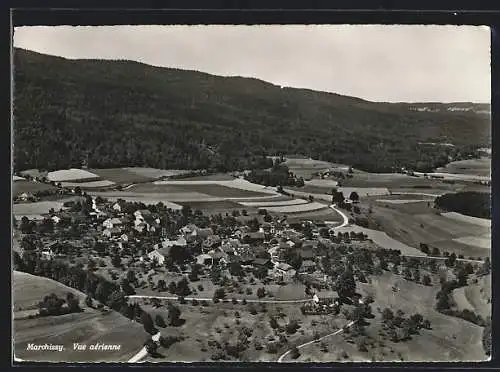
[279,157,347,179]
[356,272,486,362]
[335,225,425,256]
[442,212,491,228]
[89,168,155,184]
[13,271,147,362]
[138,182,275,198]
[436,157,491,177]
[452,274,491,320]
[263,202,329,214]
[177,173,236,181]
[123,167,192,179]
[305,179,339,188]
[413,172,490,183]
[339,172,448,189]
[366,201,490,258]
[285,207,342,223]
[47,168,101,183]
[60,180,116,189]
[13,271,86,312]
[178,200,245,213]
[13,180,57,197]
[139,301,348,363]
[452,236,490,250]
[375,199,433,205]
[290,271,486,362]
[14,311,146,362]
[13,200,67,217]
[238,199,308,208]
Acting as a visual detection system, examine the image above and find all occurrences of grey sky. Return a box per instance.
[13,25,490,103]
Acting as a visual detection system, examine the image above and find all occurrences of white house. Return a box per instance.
[197,253,213,266]
[160,236,187,248]
[103,227,121,238]
[103,217,123,229]
[51,215,61,224]
[41,248,55,260]
[120,233,129,242]
[113,202,122,212]
[134,209,152,219]
[147,247,170,265]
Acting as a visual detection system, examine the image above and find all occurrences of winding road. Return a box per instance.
[128,331,161,363]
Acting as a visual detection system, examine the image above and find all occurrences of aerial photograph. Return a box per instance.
[12,24,491,363]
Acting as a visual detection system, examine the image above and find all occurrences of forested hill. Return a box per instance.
[13,48,491,172]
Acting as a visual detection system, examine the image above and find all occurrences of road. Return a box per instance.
[128,331,161,363]
[329,204,349,228]
[277,321,355,362]
[127,294,312,304]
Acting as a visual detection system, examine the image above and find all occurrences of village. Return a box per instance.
[14,189,376,314]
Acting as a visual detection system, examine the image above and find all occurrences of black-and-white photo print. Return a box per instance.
[12,23,491,363]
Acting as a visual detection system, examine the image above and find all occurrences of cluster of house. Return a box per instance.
[31,196,338,285]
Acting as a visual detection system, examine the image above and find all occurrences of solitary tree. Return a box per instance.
[422,274,432,286]
[167,303,182,326]
[144,339,157,356]
[336,270,356,300]
[141,311,156,334]
[349,191,359,203]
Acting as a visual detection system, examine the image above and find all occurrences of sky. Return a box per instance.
[13,25,491,103]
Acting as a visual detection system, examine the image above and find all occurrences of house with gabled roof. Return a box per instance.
[148,247,170,265]
[103,227,122,238]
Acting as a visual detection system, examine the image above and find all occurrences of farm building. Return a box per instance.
[202,235,222,251]
[274,262,296,282]
[242,231,265,243]
[103,217,123,229]
[158,236,187,249]
[300,260,317,273]
[210,250,228,264]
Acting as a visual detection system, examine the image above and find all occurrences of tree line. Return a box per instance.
[14,48,489,173]
[435,191,491,219]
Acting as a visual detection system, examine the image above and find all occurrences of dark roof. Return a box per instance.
[198,228,214,237]
[299,250,315,259]
[153,247,171,257]
[244,232,265,240]
[301,260,316,267]
[252,257,271,266]
[229,255,241,263]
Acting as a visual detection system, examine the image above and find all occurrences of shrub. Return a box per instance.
[155,314,166,328]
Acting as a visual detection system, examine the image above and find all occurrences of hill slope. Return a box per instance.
[13,48,490,173]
